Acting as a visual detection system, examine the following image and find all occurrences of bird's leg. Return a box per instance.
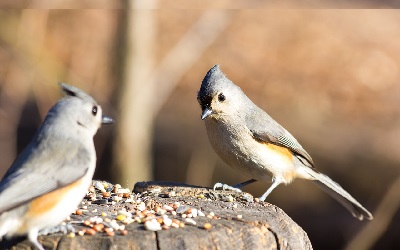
[259,177,282,201]
[28,229,45,250]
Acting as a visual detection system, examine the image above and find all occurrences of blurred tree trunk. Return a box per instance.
[113,0,157,187]
[113,5,232,188]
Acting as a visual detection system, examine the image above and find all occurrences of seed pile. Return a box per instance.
[64,181,229,238]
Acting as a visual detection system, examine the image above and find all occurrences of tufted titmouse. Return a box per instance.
[0,83,113,249]
[198,65,373,220]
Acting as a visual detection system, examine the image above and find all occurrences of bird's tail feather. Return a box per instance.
[304,168,373,220]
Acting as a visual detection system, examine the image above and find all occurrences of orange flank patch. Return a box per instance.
[26,178,84,216]
[263,143,296,182]
[264,143,293,160]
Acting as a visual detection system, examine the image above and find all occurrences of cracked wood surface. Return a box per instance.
[3,181,312,250]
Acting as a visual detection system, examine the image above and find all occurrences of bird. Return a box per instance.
[197,64,373,221]
[0,83,114,249]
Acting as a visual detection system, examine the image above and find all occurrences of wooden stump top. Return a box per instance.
[3,181,312,250]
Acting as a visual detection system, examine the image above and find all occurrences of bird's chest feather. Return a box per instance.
[205,117,296,181]
[205,118,247,159]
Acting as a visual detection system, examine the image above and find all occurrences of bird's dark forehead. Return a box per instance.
[197,92,213,108]
[198,71,225,108]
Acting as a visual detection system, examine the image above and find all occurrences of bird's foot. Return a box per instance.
[38,223,75,236]
[213,182,242,193]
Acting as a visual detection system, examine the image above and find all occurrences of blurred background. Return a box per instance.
[0,1,400,249]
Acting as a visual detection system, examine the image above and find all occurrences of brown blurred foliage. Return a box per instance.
[0,4,399,250]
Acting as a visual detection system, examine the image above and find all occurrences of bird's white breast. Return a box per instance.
[205,117,296,183]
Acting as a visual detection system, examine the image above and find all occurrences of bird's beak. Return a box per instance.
[102,115,114,125]
[201,108,213,120]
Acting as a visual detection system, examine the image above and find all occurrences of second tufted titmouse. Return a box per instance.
[198,65,373,220]
[0,83,113,249]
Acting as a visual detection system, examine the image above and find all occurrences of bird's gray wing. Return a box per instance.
[0,140,90,213]
[245,108,315,167]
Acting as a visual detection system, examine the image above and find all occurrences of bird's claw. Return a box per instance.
[213,182,242,193]
[38,224,75,236]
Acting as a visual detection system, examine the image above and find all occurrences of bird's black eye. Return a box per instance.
[92,106,98,116]
[218,93,225,102]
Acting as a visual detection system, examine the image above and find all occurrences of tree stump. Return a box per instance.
[2,181,312,250]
